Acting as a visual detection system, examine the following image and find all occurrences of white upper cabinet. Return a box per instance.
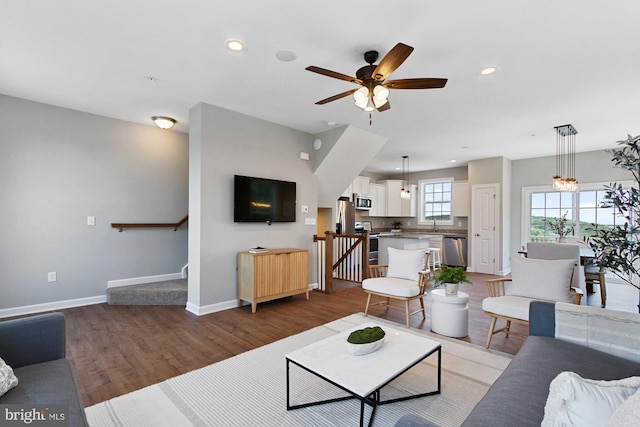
[382,180,416,217]
[452,182,470,217]
[369,183,386,217]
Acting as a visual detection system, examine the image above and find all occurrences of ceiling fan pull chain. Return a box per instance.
[369,113,372,126]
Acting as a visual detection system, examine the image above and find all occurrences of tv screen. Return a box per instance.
[234,175,297,223]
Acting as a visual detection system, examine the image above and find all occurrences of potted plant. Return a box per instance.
[391,219,403,232]
[431,265,471,296]
[588,134,640,312]
[346,326,386,355]
[543,211,575,242]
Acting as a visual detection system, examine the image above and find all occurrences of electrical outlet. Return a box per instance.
[47,272,57,282]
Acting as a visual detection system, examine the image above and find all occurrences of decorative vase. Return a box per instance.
[346,337,385,356]
[556,237,566,243]
[444,282,460,296]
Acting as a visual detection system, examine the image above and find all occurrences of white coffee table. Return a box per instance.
[286,321,441,426]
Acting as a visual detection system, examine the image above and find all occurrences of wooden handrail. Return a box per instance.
[111,215,188,232]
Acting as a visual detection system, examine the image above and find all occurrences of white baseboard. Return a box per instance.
[186,283,318,316]
[0,295,107,319]
[107,272,183,289]
[186,299,238,316]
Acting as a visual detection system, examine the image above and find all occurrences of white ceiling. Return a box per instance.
[2,1,640,173]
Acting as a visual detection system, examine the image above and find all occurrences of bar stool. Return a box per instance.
[585,263,606,307]
[427,247,442,271]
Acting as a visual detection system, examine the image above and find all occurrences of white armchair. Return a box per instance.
[482,256,583,348]
[526,242,586,301]
[362,248,431,328]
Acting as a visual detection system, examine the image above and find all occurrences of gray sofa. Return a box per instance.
[0,313,88,427]
[396,301,640,427]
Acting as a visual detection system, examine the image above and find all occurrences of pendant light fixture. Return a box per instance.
[552,124,578,192]
[401,155,411,200]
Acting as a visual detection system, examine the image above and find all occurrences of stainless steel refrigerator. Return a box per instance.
[336,197,356,234]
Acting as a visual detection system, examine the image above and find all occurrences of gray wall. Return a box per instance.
[510,149,633,257]
[0,95,189,312]
[188,103,318,312]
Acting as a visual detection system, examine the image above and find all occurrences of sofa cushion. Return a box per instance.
[387,247,426,281]
[482,295,532,321]
[461,336,640,427]
[607,388,640,427]
[362,277,420,297]
[1,359,88,427]
[509,256,574,303]
[0,357,18,397]
[541,372,640,426]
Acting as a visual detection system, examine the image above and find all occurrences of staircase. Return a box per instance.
[107,279,187,306]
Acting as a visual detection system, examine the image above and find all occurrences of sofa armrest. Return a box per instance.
[528,301,555,337]
[0,312,66,368]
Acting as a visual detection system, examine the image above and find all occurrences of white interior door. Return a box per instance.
[472,184,498,274]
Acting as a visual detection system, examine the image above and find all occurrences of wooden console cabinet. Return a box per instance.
[237,248,309,313]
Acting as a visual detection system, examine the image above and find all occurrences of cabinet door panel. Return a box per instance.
[283,251,308,292]
[254,254,284,297]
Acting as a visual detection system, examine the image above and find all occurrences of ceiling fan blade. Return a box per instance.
[315,89,358,105]
[385,78,448,90]
[306,66,362,84]
[372,43,414,80]
[377,100,391,112]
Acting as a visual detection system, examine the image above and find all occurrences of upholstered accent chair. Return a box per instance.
[526,242,586,300]
[362,248,431,328]
[482,256,583,348]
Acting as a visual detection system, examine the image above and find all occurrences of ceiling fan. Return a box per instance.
[306,43,447,113]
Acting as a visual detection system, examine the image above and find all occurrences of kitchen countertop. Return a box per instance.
[377,232,438,239]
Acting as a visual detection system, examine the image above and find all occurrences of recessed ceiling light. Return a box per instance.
[276,50,297,62]
[327,121,336,127]
[225,39,246,52]
[480,66,497,76]
[450,159,457,163]
[395,167,401,171]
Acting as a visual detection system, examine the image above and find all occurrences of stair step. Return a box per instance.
[107,279,187,306]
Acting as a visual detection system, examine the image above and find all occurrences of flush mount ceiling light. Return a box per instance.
[480,66,498,76]
[552,124,579,192]
[225,39,246,52]
[152,116,176,129]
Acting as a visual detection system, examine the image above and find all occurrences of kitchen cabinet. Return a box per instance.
[237,248,309,313]
[369,183,386,217]
[382,180,416,217]
[341,175,371,199]
[452,182,470,217]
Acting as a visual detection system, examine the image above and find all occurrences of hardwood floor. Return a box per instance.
[57,271,632,407]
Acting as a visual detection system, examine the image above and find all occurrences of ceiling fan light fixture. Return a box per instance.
[353,87,369,102]
[364,97,375,112]
[373,84,389,101]
[151,116,176,129]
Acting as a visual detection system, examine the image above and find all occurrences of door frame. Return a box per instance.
[469,183,500,274]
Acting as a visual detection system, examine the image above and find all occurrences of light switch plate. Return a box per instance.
[87,216,96,226]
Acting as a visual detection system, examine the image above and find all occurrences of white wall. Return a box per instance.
[187,103,318,314]
[0,95,189,315]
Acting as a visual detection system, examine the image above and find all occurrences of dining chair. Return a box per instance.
[362,248,431,328]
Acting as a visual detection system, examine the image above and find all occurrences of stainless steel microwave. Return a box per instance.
[353,194,372,210]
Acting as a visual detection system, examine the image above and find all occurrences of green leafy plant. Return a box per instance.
[347,326,385,344]
[431,266,471,286]
[543,211,575,238]
[391,220,403,229]
[588,134,640,312]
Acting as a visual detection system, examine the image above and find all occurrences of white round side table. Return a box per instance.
[430,289,469,338]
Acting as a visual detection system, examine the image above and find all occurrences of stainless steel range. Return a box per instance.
[356,221,379,265]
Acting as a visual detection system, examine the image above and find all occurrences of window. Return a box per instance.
[522,182,632,244]
[419,178,453,225]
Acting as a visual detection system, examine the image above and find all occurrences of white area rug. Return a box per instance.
[86,314,512,427]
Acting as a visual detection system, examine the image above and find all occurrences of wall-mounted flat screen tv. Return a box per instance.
[234,175,297,223]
